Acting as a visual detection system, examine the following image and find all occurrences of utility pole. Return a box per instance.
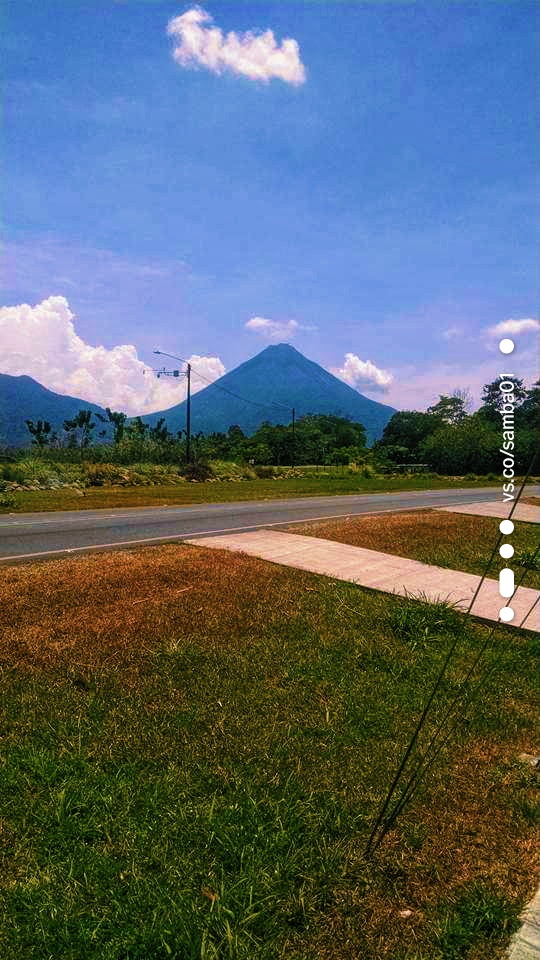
[291,406,295,468]
[153,350,192,465]
[185,362,191,465]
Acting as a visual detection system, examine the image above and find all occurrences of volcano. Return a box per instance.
[144,344,395,443]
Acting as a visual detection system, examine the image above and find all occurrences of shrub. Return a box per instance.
[209,460,252,481]
[181,463,214,482]
[0,492,16,509]
[1,464,27,485]
[83,463,131,487]
[360,465,376,479]
[253,465,277,479]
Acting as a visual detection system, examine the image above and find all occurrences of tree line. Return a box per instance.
[23,411,368,467]
[23,376,538,474]
[374,378,538,474]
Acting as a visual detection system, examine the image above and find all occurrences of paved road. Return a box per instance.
[1,485,536,564]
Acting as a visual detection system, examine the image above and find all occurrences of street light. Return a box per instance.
[154,350,192,464]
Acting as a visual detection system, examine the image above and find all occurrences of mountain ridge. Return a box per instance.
[0,345,396,447]
[0,374,109,448]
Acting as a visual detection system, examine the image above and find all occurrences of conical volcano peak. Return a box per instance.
[258,342,303,356]
[143,343,395,443]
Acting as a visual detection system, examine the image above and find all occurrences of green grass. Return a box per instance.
[1,474,500,513]
[0,544,538,958]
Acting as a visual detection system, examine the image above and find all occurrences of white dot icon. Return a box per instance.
[499,606,515,622]
[499,519,514,535]
[499,543,514,559]
[499,338,515,354]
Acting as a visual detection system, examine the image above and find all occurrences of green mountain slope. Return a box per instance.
[144,344,395,443]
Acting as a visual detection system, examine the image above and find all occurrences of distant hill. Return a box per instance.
[144,343,395,443]
[0,374,109,448]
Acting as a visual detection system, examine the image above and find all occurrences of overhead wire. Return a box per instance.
[154,351,292,416]
[365,452,538,854]
[371,537,540,846]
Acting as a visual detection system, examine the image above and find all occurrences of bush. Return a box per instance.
[181,463,214,482]
[1,464,27,484]
[0,492,16,509]
[253,465,277,479]
[209,460,254,481]
[83,463,131,487]
[360,465,377,479]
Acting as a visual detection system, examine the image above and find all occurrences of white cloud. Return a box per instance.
[486,317,540,337]
[245,316,303,341]
[330,353,393,392]
[0,296,225,415]
[167,7,306,85]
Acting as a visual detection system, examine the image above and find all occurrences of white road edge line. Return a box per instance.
[0,504,431,562]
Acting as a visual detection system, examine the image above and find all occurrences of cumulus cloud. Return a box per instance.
[167,7,306,85]
[331,353,393,392]
[245,316,304,341]
[0,296,225,415]
[485,317,540,337]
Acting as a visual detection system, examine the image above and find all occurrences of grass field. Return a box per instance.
[287,509,540,591]
[1,544,538,959]
[2,475,501,514]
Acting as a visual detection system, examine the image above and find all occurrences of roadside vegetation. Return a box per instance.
[0,471,504,514]
[0,377,537,513]
[1,545,538,959]
[288,510,540,590]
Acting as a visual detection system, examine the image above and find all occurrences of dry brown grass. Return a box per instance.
[0,544,313,680]
[288,509,497,557]
[287,508,540,588]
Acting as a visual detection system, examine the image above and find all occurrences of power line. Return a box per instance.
[153,350,293,418]
[365,452,538,855]
[376,537,540,842]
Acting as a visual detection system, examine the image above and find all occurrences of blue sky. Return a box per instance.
[2,1,539,414]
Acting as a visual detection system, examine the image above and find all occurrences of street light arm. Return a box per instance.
[153,349,187,365]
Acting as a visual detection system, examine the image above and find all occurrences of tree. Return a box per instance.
[478,377,527,424]
[126,417,149,441]
[375,411,439,463]
[420,415,499,474]
[518,380,540,431]
[427,392,469,424]
[25,419,52,449]
[63,410,97,457]
[149,418,172,444]
[96,408,127,444]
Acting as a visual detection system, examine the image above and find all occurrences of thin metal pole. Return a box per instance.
[291,407,295,468]
[186,363,191,464]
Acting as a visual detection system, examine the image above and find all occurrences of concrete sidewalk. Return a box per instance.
[187,530,540,631]
[437,500,540,524]
[508,883,540,959]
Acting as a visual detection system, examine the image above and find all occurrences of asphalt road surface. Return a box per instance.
[2,485,536,564]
